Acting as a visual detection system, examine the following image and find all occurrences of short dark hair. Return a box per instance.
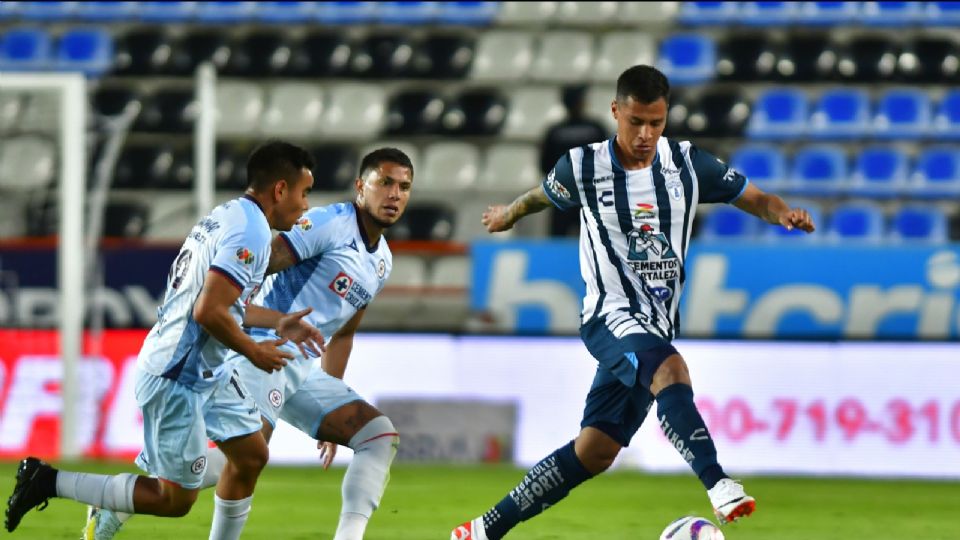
[616,65,670,105]
[245,140,315,191]
[358,147,414,179]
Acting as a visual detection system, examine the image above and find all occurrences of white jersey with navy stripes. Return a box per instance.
[137,195,272,392]
[542,136,748,341]
[249,202,392,342]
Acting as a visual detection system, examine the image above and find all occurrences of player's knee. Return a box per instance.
[231,445,269,475]
[159,488,198,517]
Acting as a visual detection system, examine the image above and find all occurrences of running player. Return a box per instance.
[452,65,815,540]
[5,141,322,540]
[85,147,413,540]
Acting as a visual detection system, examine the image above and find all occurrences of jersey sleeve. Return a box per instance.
[277,205,343,262]
[211,225,269,292]
[540,152,581,211]
[691,144,749,204]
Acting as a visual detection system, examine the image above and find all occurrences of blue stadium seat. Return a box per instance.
[10,2,77,20]
[850,146,908,199]
[377,1,439,24]
[791,146,847,195]
[933,91,960,140]
[873,89,931,140]
[436,2,499,25]
[730,144,787,191]
[678,2,740,25]
[255,2,317,23]
[316,1,378,24]
[827,202,885,243]
[700,206,760,241]
[658,34,716,85]
[809,88,870,140]
[925,2,960,25]
[912,147,960,198]
[762,200,823,242]
[739,2,798,25]
[0,27,51,71]
[796,1,860,25]
[890,206,948,243]
[74,2,140,20]
[56,28,113,76]
[746,88,807,139]
[860,1,924,26]
[138,1,196,21]
[194,1,258,23]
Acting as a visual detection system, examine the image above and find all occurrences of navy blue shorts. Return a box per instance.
[578,317,679,447]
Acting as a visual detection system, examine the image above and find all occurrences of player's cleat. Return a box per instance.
[5,457,56,532]
[450,518,489,540]
[707,478,756,525]
[83,506,124,540]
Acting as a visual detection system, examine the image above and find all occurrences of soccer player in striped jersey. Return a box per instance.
[84,148,412,540]
[5,141,323,540]
[452,65,815,540]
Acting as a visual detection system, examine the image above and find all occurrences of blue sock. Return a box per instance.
[481,440,593,540]
[656,383,727,490]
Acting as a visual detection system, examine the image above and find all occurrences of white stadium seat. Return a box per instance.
[0,136,56,190]
[496,1,558,25]
[323,84,386,139]
[215,81,263,136]
[261,83,324,137]
[530,31,595,82]
[502,86,566,140]
[553,2,619,25]
[420,142,480,191]
[480,143,541,190]
[593,32,657,82]
[471,31,535,81]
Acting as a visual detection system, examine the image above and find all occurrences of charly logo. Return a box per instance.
[269,389,282,408]
[191,456,207,475]
[236,247,255,265]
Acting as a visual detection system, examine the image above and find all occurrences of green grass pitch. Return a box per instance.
[1,461,957,539]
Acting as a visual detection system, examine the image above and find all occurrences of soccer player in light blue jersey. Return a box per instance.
[452,66,816,540]
[5,141,323,540]
[84,148,414,540]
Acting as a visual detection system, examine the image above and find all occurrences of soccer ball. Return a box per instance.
[659,516,725,540]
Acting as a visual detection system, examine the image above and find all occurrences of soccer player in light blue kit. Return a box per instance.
[5,141,323,540]
[452,66,816,539]
[85,147,414,540]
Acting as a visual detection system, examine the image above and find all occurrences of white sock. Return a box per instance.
[333,512,368,540]
[336,415,399,539]
[209,494,253,540]
[56,472,136,514]
[201,446,228,489]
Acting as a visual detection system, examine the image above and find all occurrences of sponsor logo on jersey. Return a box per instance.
[591,173,615,184]
[626,224,680,281]
[666,178,684,201]
[633,203,656,220]
[269,389,283,409]
[296,217,313,231]
[661,164,680,176]
[329,272,354,298]
[722,167,740,183]
[378,259,386,279]
[545,168,571,200]
[650,286,673,301]
[236,247,255,265]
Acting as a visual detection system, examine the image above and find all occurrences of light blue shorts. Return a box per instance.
[134,368,262,489]
[227,341,363,440]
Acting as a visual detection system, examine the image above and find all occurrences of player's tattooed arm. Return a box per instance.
[267,234,298,275]
[482,186,552,233]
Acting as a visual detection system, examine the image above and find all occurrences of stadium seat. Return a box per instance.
[860,1,923,26]
[436,2,499,25]
[700,206,760,241]
[113,28,176,76]
[139,1,196,21]
[56,27,113,76]
[530,31,594,82]
[933,90,960,140]
[680,90,750,138]
[134,88,196,133]
[261,83,323,137]
[826,202,885,243]
[388,204,457,241]
[873,89,931,139]
[678,1,739,25]
[385,90,446,135]
[409,34,474,79]
[376,1,438,24]
[620,1,680,25]
[911,147,960,198]
[593,32,657,82]
[776,34,835,82]
[441,89,507,136]
[113,144,180,189]
[502,86,566,140]
[552,1,618,25]
[791,146,847,195]
[496,2,558,25]
[0,136,55,190]
[584,84,617,134]
[479,143,541,190]
[730,145,788,192]
[16,90,58,132]
[310,145,358,192]
[795,1,860,25]
[762,200,823,242]
[890,205,948,243]
[194,1,259,23]
[898,37,959,83]
[850,146,909,199]
[103,202,150,238]
[175,30,234,75]
[349,32,415,79]
[0,92,24,132]
[292,32,353,78]
[322,83,385,138]
[92,86,141,117]
[808,88,870,140]
[715,34,777,81]
[215,81,263,137]
[420,142,480,191]
[924,1,960,25]
[255,2,317,23]
[226,31,294,77]
[658,34,716,85]
[739,2,799,25]
[0,27,51,71]
[834,36,898,82]
[746,88,808,139]
[214,143,250,190]
[315,1,378,24]
[471,31,534,81]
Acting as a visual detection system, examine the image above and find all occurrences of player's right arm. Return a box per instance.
[321,309,365,380]
[266,234,298,275]
[193,271,293,372]
[483,151,580,233]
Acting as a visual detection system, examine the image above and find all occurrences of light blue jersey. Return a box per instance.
[136,195,271,392]
[251,202,392,341]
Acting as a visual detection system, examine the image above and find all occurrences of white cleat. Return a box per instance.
[450,518,489,540]
[707,478,756,525]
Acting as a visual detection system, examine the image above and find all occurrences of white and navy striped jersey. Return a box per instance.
[137,195,272,391]
[249,202,392,342]
[542,136,748,341]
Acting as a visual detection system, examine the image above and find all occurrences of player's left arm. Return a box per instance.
[244,305,326,357]
[321,309,366,379]
[733,183,816,233]
[266,234,298,275]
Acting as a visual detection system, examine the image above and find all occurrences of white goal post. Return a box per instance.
[0,73,86,459]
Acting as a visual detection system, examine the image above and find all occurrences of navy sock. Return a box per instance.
[656,383,727,490]
[481,441,593,539]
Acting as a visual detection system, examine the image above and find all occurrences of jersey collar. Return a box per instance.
[242,194,266,216]
[352,203,380,253]
[609,136,660,171]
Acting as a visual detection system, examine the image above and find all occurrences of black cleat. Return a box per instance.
[5,457,55,532]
